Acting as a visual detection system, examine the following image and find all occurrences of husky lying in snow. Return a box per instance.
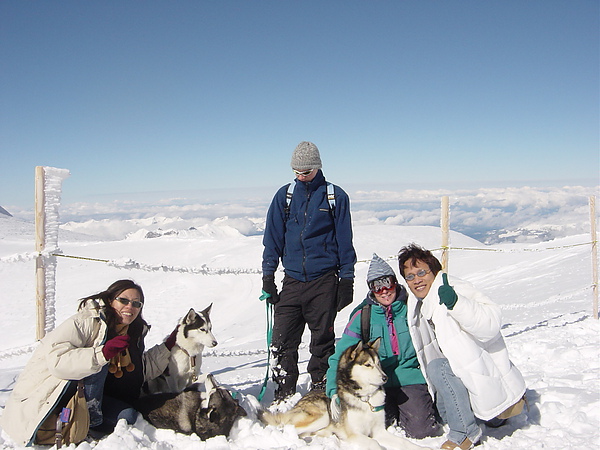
[146,305,218,394]
[135,373,246,439]
[259,338,433,450]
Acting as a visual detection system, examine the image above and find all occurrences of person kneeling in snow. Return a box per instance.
[1,279,177,446]
[397,244,527,450]
[325,253,442,440]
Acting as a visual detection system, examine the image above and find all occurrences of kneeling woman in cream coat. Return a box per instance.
[1,279,174,446]
[397,244,526,450]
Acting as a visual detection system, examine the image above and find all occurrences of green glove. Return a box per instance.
[438,273,458,310]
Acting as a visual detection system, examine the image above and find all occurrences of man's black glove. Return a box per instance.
[262,274,280,304]
[336,278,354,311]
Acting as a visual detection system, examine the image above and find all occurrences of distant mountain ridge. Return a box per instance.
[0,206,12,217]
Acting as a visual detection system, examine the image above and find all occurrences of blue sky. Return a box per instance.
[1,0,598,209]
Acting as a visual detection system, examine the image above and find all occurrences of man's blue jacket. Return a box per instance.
[262,169,356,281]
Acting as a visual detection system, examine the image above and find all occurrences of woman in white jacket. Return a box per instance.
[397,244,526,450]
[0,279,174,447]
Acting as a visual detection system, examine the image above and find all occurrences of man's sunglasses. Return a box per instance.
[293,169,314,177]
[368,276,396,294]
[115,297,143,308]
[404,269,431,281]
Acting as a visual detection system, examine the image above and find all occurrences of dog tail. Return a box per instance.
[257,409,286,427]
[258,403,331,433]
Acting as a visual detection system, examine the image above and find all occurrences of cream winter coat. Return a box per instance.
[0,301,170,446]
[406,274,526,420]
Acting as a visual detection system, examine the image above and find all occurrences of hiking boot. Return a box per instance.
[440,437,478,450]
[273,386,295,403]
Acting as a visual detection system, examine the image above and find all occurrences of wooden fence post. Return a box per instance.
[35,166,46,340]
[591,196,598,320]
[441,196,450,272]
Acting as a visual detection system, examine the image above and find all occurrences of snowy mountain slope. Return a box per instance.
[0,212,598,449]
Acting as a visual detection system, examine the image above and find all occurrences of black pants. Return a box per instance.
[271,271,338,399]
[384,384,442,439]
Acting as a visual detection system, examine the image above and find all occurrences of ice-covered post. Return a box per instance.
[590,195,598,320]
[34,166,70,339]
[35,167,45,340]
[440,196,449,272]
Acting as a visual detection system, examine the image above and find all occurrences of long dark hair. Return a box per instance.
[397,243,443,278]
[78,279,147,339]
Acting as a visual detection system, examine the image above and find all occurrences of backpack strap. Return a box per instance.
[360,303,371,343]
[326,182,336,215]
[285,181,336,218]
[284,182,294,219]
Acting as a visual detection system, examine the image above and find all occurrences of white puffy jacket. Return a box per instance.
[406,274,526,420]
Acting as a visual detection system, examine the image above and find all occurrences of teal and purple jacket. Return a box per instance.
[325,286,426,398]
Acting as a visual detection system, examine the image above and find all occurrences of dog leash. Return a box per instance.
[257,291,274,403]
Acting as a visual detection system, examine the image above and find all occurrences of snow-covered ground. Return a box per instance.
[0,186,598,449]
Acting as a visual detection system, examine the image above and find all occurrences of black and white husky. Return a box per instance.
[259,338,432,450]
[146,305,218,394]
[135,373,246,439]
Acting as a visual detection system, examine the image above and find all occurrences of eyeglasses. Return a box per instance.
[293,169,314,177]
[369,276,396,294]
[404,269,431,281]
[114,297,143,308]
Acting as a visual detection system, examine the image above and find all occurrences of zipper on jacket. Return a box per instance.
[300,188,310,280]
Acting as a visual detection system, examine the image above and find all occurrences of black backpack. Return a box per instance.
[360,303,371,343]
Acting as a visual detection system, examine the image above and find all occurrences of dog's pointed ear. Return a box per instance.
[185,308,197,324]
[369,337,382,353]
[350,340,364,359]
[205,373,217,391]
[202,303,213,317]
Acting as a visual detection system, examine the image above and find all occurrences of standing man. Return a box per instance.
[262,141,357,402]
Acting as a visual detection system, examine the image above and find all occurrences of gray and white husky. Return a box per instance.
[146,305,218,394]
[135,373,246,439]
[259,338,432,450]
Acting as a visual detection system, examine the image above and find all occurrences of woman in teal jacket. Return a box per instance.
[325,254,440,439]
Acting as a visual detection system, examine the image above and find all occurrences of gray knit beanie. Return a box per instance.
[290,141,322,171]
[367,253,396,283]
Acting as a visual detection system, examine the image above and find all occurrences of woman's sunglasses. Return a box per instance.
[115,297,143,308]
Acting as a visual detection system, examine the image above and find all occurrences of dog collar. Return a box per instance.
[369,403,385,412]
[178,347,198,382]
[357,393,386,413]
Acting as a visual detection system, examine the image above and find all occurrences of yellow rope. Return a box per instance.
[52,253,109,262]
[46,239,596,269]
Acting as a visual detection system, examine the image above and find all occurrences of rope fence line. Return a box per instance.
[53,254,109,263]
[1,239,595,273]
[1,240,596,359]
[52,253,263,275]
[357,240,596,265]
[431,241,595,252]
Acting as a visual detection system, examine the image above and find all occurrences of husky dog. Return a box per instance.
[135,373,246,439]
[260,338,432,450]
[146,305,218,394]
